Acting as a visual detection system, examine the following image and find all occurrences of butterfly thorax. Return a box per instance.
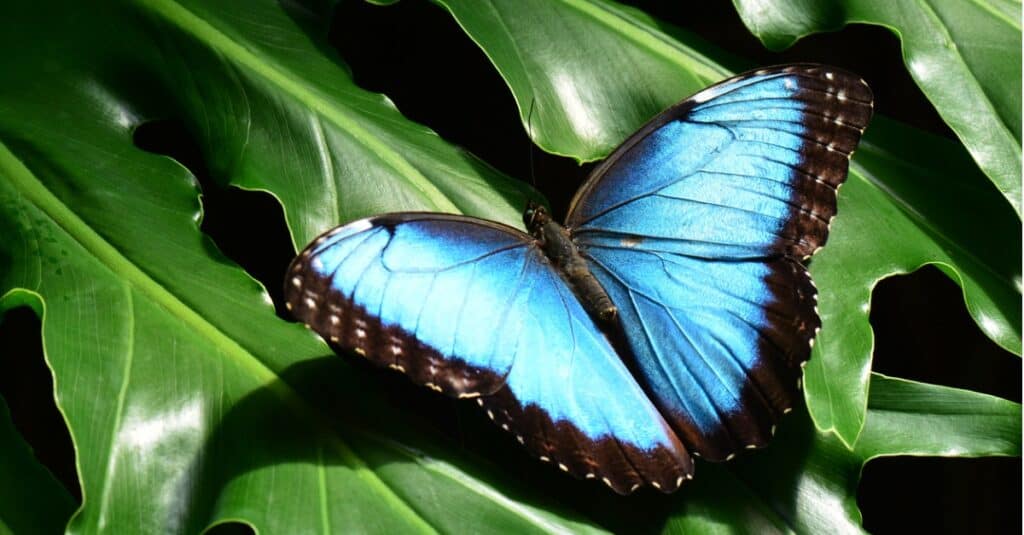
[524,202,618,324]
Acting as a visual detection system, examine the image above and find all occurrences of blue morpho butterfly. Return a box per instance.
[285,64,873,494]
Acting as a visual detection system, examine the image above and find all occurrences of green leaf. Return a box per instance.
[434,0,1021,447]
[0,399,77,534]
[665,373,1021,534]
[856,374,1022,459]
[436,0,729,161]
[732,0,1022,215]
[0,1,597,532]
[806,116,1021,444]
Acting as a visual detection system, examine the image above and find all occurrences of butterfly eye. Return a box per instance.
[522,200,544,229]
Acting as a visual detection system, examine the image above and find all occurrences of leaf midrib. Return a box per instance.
[558,0,727,83]
[95,289,136,526]
[0,141,436,534]
[133,0,459,215]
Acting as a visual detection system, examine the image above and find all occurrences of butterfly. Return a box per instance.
[284,64,873,494]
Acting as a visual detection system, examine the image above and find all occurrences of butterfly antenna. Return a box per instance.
[526,97,537,189]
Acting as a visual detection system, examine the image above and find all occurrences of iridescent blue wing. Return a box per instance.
[567,65,872,460]
[285,214,691,493]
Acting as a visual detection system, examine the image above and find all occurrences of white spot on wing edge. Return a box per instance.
[690,83,734,104]
[342,218,375,234]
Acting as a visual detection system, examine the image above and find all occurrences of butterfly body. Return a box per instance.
[285,65,873,494]
[526,202,618,324]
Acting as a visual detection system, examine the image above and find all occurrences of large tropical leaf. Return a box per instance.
[0,0,595,532]
[731,0,1022,215]
[0,0,1019,533]
[433,0,1021,447]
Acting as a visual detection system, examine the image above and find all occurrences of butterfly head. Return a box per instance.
[523,200,551,238]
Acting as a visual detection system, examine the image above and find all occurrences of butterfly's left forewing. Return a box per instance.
[287,214,692,493]
[568,65,872,460]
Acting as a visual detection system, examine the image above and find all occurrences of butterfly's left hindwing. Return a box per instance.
[569,65,872,460]
[286,214,693,493]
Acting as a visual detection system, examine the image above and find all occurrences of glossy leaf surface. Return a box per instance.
[665,373,1020,534]
[732,0,1023,214]
[0,0,594,532]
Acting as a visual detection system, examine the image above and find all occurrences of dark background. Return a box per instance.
[0,1,1019,533]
